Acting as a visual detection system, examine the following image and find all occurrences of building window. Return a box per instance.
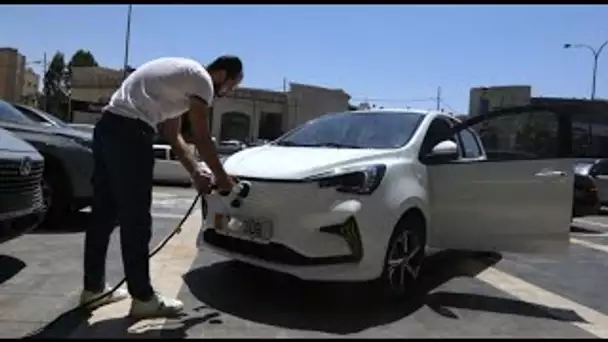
[220,112,250,142]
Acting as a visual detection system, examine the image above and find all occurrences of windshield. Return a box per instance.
[13,104,69,128]
[0,100,36,125]
[275,111,425,149]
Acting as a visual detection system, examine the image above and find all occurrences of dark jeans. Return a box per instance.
[83,112,155,301]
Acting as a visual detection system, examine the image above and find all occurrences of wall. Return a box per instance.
[70,66,122,103]
[287,83,351,129]
[21,68,39,106]
[468,85,531,117]
[0,48,25,103]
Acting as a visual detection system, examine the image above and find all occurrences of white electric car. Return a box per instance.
[197,106,573,296]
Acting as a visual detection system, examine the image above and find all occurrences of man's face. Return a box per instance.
[214,72,243,98]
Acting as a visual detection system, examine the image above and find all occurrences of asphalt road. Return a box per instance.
[1,189,608,338]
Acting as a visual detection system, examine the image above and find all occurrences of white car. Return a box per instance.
[153,144,196,185]
[154,143,224,185]
[197,106,573,296]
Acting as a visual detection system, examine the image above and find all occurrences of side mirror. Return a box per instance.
[425,140,459,163]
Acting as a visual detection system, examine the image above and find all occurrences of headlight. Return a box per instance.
[307,164,386,195]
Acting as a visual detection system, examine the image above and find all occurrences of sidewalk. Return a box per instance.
[54,211,202,339]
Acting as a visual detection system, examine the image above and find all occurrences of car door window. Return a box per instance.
[419,117,459,158]
[459,128,483,159]
[591,160,608,177]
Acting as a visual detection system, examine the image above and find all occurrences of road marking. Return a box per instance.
[152,192,179,199]
[477,267,608,338]
[79,207,185,220]
[570,238,608,254]
[573,218,608,230]
[69,210,202,338]
[570,232,608,238]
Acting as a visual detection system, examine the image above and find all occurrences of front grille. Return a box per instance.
[0,159,44,194]
[204,229,357,266]
[0,185,44,219]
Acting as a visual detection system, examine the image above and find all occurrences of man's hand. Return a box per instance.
[192,170,212,194]
[214,173,236,193]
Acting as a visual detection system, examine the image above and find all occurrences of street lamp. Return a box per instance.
[123,4,133,81]
[564,40,608,100]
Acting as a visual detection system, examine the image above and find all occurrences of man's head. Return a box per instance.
[206,55,244,98]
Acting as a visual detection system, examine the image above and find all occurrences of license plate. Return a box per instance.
[214,213,273,241]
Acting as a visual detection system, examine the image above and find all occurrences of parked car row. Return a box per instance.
[0,127,46,244]
[0,100,95,231]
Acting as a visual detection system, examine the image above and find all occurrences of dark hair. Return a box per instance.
[207,55,243,80]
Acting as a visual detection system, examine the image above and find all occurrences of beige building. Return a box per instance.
[70,66,352,142]
[21,68,40,107]
[0,47,26,103]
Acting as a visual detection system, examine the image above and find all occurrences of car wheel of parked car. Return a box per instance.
[42,166,71,225]
[376,212,427,298]
[41,178,52,214]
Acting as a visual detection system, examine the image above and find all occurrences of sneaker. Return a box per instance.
[80,285,129,310]
[129,292,184,319]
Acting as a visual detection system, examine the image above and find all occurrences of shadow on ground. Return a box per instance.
[0,255,26,286]
[184,250,585,335]
[30,211,92,235]
[24,250,586,338]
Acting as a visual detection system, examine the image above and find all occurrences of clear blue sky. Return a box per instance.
[2,5,608,113]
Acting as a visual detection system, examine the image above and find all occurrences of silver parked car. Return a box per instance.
[0,127,46,243]
[574,159,608,206]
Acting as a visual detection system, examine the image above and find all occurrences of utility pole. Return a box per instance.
[123,4,133,81]
[42,52,48,112]
[436,86,441,111]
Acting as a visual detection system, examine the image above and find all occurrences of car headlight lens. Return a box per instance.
[307,164,386,195]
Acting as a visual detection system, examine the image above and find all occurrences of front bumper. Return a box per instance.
[197,180,394,281]
[0,190,46,244]
[573,190,600,217]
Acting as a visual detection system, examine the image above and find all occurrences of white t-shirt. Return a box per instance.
[103,57,214,130]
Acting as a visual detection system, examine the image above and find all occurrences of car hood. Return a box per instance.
[0,121,92,141]
[0,127,38,153]
[51,126,93,141]
[224,145,388,180]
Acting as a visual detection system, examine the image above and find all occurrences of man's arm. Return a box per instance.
[158,115,200,177]
[186,96,229,183]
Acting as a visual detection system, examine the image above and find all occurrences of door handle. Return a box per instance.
[534,170,566,177]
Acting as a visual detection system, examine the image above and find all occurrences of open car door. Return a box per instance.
[424,106,572,254]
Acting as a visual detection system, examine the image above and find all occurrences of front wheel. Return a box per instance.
[374,214,427,298]
[41,171,71,226]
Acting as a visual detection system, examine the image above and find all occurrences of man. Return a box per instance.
[81,55,243,318]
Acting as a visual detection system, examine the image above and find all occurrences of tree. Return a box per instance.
[65,49,99,92]
[43,51,68,119]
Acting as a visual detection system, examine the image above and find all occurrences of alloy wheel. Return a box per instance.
[386,229,422,293]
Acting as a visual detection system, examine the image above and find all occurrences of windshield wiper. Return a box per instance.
[312,142,363,149]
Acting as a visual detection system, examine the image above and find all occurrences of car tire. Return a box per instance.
[41,166,72,225]
[374,212,427,299]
